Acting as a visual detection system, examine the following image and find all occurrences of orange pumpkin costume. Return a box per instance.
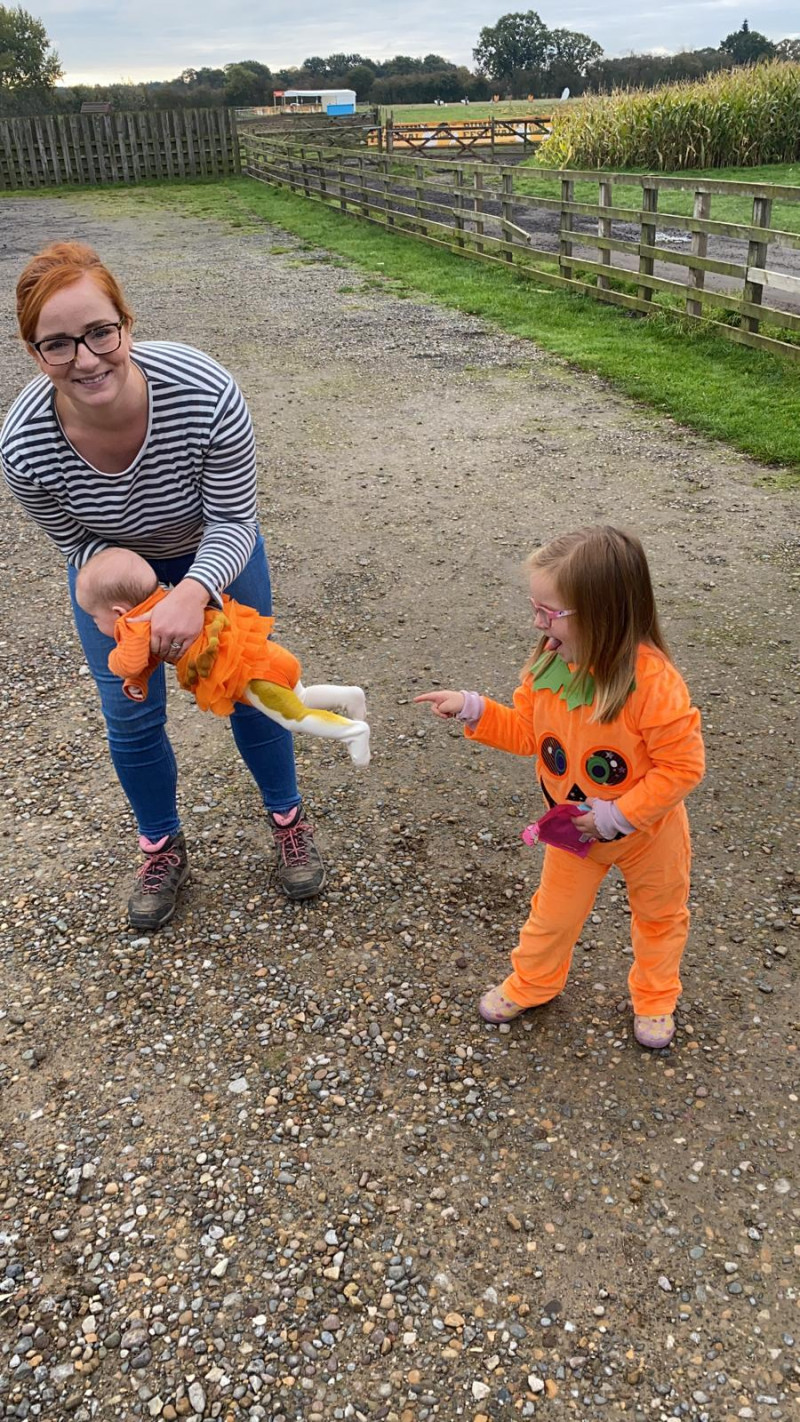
[107,588,370,766]
[465,645,704,1016]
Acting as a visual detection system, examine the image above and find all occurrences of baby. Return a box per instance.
[75,547,371,767]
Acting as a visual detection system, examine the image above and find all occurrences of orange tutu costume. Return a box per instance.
[107,588,299,713]
[105,587,371,768]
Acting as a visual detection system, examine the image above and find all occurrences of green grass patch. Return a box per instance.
[4,175,800,478]
[519,160,800,233]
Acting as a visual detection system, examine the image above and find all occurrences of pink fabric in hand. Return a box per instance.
[521,803,593,858]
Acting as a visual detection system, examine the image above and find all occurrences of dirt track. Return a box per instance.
[0,194,798,1422]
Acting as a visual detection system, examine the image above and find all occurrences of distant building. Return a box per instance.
[277,89,357,116]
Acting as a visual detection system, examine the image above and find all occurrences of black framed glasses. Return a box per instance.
[32,319,125,366]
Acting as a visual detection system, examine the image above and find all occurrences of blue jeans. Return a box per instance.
[68,535,300,840]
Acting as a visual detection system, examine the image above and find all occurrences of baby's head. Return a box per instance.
[76,548,158,636]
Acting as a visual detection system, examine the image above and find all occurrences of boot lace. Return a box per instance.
[272,819,312,868]
[136,845,182,894]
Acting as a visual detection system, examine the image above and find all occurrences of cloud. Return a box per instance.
[35,0,800,86]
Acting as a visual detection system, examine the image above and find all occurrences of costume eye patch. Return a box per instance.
[584,749,629,787]
[541,734,568,778]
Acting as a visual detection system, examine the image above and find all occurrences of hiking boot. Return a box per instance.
[128,831,189,930]
[269,803,326,901]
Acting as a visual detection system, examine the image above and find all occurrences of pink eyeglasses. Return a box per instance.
[530,598,576,626]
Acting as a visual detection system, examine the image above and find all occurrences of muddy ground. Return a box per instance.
[0,196,797,1422]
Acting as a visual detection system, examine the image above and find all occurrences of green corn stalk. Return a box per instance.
[537,60,800,171]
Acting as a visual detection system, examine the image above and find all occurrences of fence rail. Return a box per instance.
[0,108,240,189]
[241,134,800,359]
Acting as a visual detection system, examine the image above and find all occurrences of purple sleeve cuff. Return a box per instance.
[590,797,636,840]
[457,690,485,729]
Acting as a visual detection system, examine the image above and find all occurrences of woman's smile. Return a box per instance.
[73,368,110,383]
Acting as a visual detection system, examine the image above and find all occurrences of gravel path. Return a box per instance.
[0,195,797,1422]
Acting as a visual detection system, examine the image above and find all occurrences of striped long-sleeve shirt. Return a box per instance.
[0,341,259,597]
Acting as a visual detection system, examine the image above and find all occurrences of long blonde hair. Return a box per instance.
[526,526,670,723]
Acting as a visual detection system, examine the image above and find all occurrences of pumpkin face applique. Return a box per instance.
[538,733,630,805]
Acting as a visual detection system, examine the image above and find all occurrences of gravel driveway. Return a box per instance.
[0,195,797,1422]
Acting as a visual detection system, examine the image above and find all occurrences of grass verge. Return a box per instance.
[5,175,800,480]
[520,161,800,234]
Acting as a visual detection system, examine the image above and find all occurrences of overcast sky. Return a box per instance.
[34,1,799,86]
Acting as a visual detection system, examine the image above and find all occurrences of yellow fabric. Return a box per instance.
[248,681,355,727]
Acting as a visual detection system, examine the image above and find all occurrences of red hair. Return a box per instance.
[16,242,134,344]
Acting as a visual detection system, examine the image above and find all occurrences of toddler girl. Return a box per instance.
[416,526,705,1049]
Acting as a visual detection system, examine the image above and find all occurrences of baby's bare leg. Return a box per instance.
[245,681,371,768]
[297,681,367,721]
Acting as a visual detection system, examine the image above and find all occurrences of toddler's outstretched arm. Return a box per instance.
[245,679,371,768]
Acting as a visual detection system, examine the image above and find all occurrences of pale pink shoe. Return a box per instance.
[634,1013,676,1049]
[478,986,527,1024]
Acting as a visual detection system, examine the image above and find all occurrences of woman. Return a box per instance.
[0,241,325,929]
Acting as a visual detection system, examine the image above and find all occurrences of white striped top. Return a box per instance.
[0,341,259,596]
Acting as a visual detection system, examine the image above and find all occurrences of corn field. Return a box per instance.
[538,61,800,171]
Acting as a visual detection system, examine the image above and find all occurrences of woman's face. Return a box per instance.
[31,273,133,412]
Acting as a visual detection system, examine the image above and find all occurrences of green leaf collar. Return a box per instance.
[530,653,595,711]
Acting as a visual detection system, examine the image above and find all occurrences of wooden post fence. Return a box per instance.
[238,134,800,361]
[0,108,240,189]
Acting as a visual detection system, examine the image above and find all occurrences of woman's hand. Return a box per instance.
[143,579,210,662]
[414,690,465,720]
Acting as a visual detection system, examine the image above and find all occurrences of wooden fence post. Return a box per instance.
[455,167,465,248]
[415,162,426,235]
[474,168,485,255]
[386,116,393,154]
[686,189,711,318]
[743,196,773,334]
[638,183,659,306]
[359,155,369,217]
[384,156,395,228]
[228,107,241,175]
[597,178,612,291]
[559,176,574,279]
[502,171,514,263]
[339,151,347,211]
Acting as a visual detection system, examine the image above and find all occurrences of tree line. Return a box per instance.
[1,5,797,117]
